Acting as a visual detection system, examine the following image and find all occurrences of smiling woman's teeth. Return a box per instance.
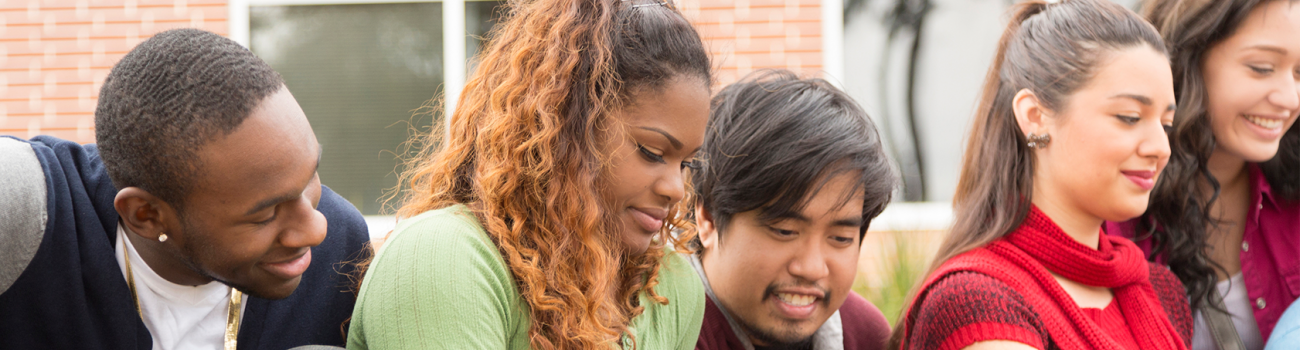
[1245,114,1284,130]
[777,293,815,306]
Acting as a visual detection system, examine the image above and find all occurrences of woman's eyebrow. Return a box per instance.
[1244,44,1288,56]
[1110,93,1152,106]
[1109,93,1174,111]
[637,126,682,150]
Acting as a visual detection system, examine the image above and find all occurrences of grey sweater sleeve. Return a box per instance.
[0,137,48,294]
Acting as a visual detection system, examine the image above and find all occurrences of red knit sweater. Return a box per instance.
[906,266,1193,350]
[899,207,1194,350]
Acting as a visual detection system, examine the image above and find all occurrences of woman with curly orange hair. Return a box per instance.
[345,0,711,349]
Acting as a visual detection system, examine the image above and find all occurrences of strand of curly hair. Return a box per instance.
[388,0,695,348]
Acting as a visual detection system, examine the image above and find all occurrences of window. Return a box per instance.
[243,0,505,214]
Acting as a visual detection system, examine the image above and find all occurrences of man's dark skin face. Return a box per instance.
[114,86,327,300]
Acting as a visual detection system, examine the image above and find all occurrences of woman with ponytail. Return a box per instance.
[893,0,1192,349]
[345,0,712,349]
[1106,1,1300,348]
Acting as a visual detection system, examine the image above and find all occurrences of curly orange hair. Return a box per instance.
[390,0,710,348]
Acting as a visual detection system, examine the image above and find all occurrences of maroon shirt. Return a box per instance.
[695,292,890,350]
[1107,164,1300,340]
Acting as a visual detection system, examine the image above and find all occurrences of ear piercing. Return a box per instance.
[1027,133,1052,148]
[158,233,168,242]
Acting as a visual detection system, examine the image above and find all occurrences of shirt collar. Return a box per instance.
[1249,164,1275,220]
[117,223,230,306]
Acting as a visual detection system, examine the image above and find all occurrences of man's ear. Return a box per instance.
[1013,88,1049,138]
[695,204,719,251]
[114,187,177,241]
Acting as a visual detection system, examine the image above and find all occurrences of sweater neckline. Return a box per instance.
[1005,205,1147,288]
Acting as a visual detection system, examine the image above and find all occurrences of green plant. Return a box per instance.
[855,232,929,326]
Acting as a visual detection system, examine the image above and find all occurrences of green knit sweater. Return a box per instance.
[347,204,705,349]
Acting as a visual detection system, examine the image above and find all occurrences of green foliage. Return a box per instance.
[853,233,928,326]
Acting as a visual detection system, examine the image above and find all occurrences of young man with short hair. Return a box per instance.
[692,70,897,350]
[0,29,370,349]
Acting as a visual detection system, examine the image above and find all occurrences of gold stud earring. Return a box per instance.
[158,233,168,242]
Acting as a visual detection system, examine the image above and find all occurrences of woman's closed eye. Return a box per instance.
[1116,115,1140,125]
[681,158,701,171]
[1248,64,1274,75]
[637,144,665,164]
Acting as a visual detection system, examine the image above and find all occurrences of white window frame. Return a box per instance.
[229,0,468,116]
[821,0,844,86]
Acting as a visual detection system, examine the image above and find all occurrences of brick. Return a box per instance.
[1,0,228,143]
[3,0,824,143]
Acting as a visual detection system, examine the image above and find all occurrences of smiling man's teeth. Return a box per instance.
[1245,114,1284,130]
[777,293,815,307]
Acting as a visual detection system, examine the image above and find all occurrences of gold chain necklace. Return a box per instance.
[123,243,243,350]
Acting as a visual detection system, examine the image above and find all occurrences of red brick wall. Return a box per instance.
[1,0,228,144]
[2,0,825,144]
[679,0,825,86]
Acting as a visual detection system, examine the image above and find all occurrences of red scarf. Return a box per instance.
[901,206,1187,350]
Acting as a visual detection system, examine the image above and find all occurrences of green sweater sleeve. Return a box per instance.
[347,205,529,350]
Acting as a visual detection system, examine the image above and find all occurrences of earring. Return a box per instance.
[1027,133,1052,148]
[158,233,168,242]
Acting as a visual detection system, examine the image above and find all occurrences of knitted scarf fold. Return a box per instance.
[902,206,1187,350]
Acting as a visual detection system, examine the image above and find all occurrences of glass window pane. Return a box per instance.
[250,2,504,215]
[466,1,508,68]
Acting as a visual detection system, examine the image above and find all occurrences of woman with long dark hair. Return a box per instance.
[1106,1,1300,349]
[345,0,712,349]
[893,0,1193,349]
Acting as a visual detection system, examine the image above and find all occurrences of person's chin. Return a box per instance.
[1223,123,1285,162]
[620,216,657,255]
[753,299,825,343]
[224,268,305,297]
[1241,144,1282,163]
[621,230,653,255]
[745,318,818,349]
[1101,197,1147,222]
[232,274,303,300]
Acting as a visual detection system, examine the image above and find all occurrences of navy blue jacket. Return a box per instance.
[0,136,371,350]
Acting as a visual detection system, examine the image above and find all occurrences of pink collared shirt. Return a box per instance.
[1108,164,1300,341]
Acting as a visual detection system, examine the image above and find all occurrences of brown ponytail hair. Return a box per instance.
[891,0,1165,346]
[384,0,710,349]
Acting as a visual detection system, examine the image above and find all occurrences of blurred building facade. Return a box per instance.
[842,0,1139,202]
[2,0,843,215]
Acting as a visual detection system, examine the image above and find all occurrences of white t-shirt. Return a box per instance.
[1193,272,1264,350]
[115,224,246,350]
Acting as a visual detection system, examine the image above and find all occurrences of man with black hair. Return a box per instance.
[691,70,897,350]
[0,28,370,349]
